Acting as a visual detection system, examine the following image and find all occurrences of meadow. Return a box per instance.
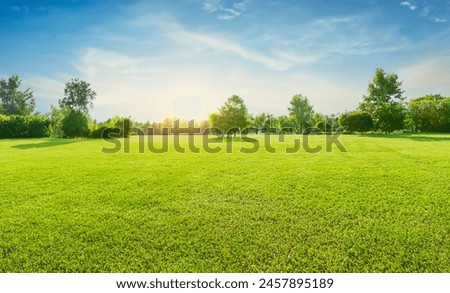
[0,134,449,272]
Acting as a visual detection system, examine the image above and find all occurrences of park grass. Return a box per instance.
[0,134,449,272]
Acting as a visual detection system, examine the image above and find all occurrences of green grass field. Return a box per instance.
[0,134,449,272]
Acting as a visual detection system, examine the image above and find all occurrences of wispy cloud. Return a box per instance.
[397,56,450,99]
[68,47,363,121]
[201,0,250,20]
[419,6,431,17]
[10,5,30,13]
[133,14,295,70]
[400,1,417,11]
[434,17,447,23]
[406,3,449,23]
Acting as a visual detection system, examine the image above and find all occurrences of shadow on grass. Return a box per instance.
[11,139,83,149]
[359,133,450,142]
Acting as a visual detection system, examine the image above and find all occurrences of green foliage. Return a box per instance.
[360,68,406,133]
[90,125,121,139]
[276,115,295,133]
[288,94,314,133]
[58,78,96,113]
[209,95,250,136]
[89,116,131,138]
[0,114,50,138]
[362,68,405,106]
[250,112,279,133]
[339,111,373,133]
[104,116,132,137]
[48,105,69,137]
[1,135,449,272]
[408,94,450,132]
[0,75,35,116]
[315,120,332,133]
[374,103,406,133]
[61,110,89,138]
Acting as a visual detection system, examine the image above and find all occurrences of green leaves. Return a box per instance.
[339,111,373,133]
[0,75,35,116]
[408,94,450,132]
[360,68,406,133]
[288,94,314,133]
[210,95,250,136]
[58,78,96,114]
[61,110,89,138]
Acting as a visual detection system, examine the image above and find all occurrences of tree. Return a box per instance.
[339,111,373,133]
[359,68,406,133]
[276,115,295,133]
[58,78,96,113]
[0,75,35,116]
[61,110,89,138]
[56,78,96,138]
[408,94,450,132]
[104,115,132,137]
[209,95,250,137]
[288,94,314,133]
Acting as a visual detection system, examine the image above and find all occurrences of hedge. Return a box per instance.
[0,115,50,138]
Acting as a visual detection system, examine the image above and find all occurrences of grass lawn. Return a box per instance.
[0,134,449,272]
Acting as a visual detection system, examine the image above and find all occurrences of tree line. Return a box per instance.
[0,68,449,139]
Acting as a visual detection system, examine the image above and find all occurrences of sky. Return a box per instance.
[1,0,449,122]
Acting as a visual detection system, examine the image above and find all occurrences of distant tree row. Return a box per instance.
[0,68,449,139]
[208,68,449,135]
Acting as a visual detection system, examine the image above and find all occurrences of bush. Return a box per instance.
[0,114,50,138]
[339,111,373,133]
[315,121,332,133]
[61,110,89,138]
[26,116,51,137]
[90,125,121,139]
[104,116,132,137]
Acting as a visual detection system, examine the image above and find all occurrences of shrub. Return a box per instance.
[0,114,50,138]
[339,111,373,133]
[90,125,121,139]
[61,110,89,138]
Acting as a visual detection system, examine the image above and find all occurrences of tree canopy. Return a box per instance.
[359,68,406,133]
[58,78,96,113]
[408,94,450,132]
[0,75,35,116]
[209,95,250,136]
[288,94,314,133]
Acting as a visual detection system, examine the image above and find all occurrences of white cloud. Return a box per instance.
[419,6,431,17]
[202,0,221,12]
[10,6,30,12]
[201,0,249,20]
[60,45,365,122]
[434,17,447,23]
[400,1,417,10]
[25,76,66,103]
[134,15,295,70]
[397,56,450,99]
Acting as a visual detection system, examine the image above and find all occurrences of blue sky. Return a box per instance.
[1,0,449,121]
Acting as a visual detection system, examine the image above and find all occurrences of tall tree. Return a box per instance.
[288,94,314,133]
[209,95,250,136]
[0,75,35,116]
[56,78,96,138]
[58,78,96,113]
[359,68,406,133]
